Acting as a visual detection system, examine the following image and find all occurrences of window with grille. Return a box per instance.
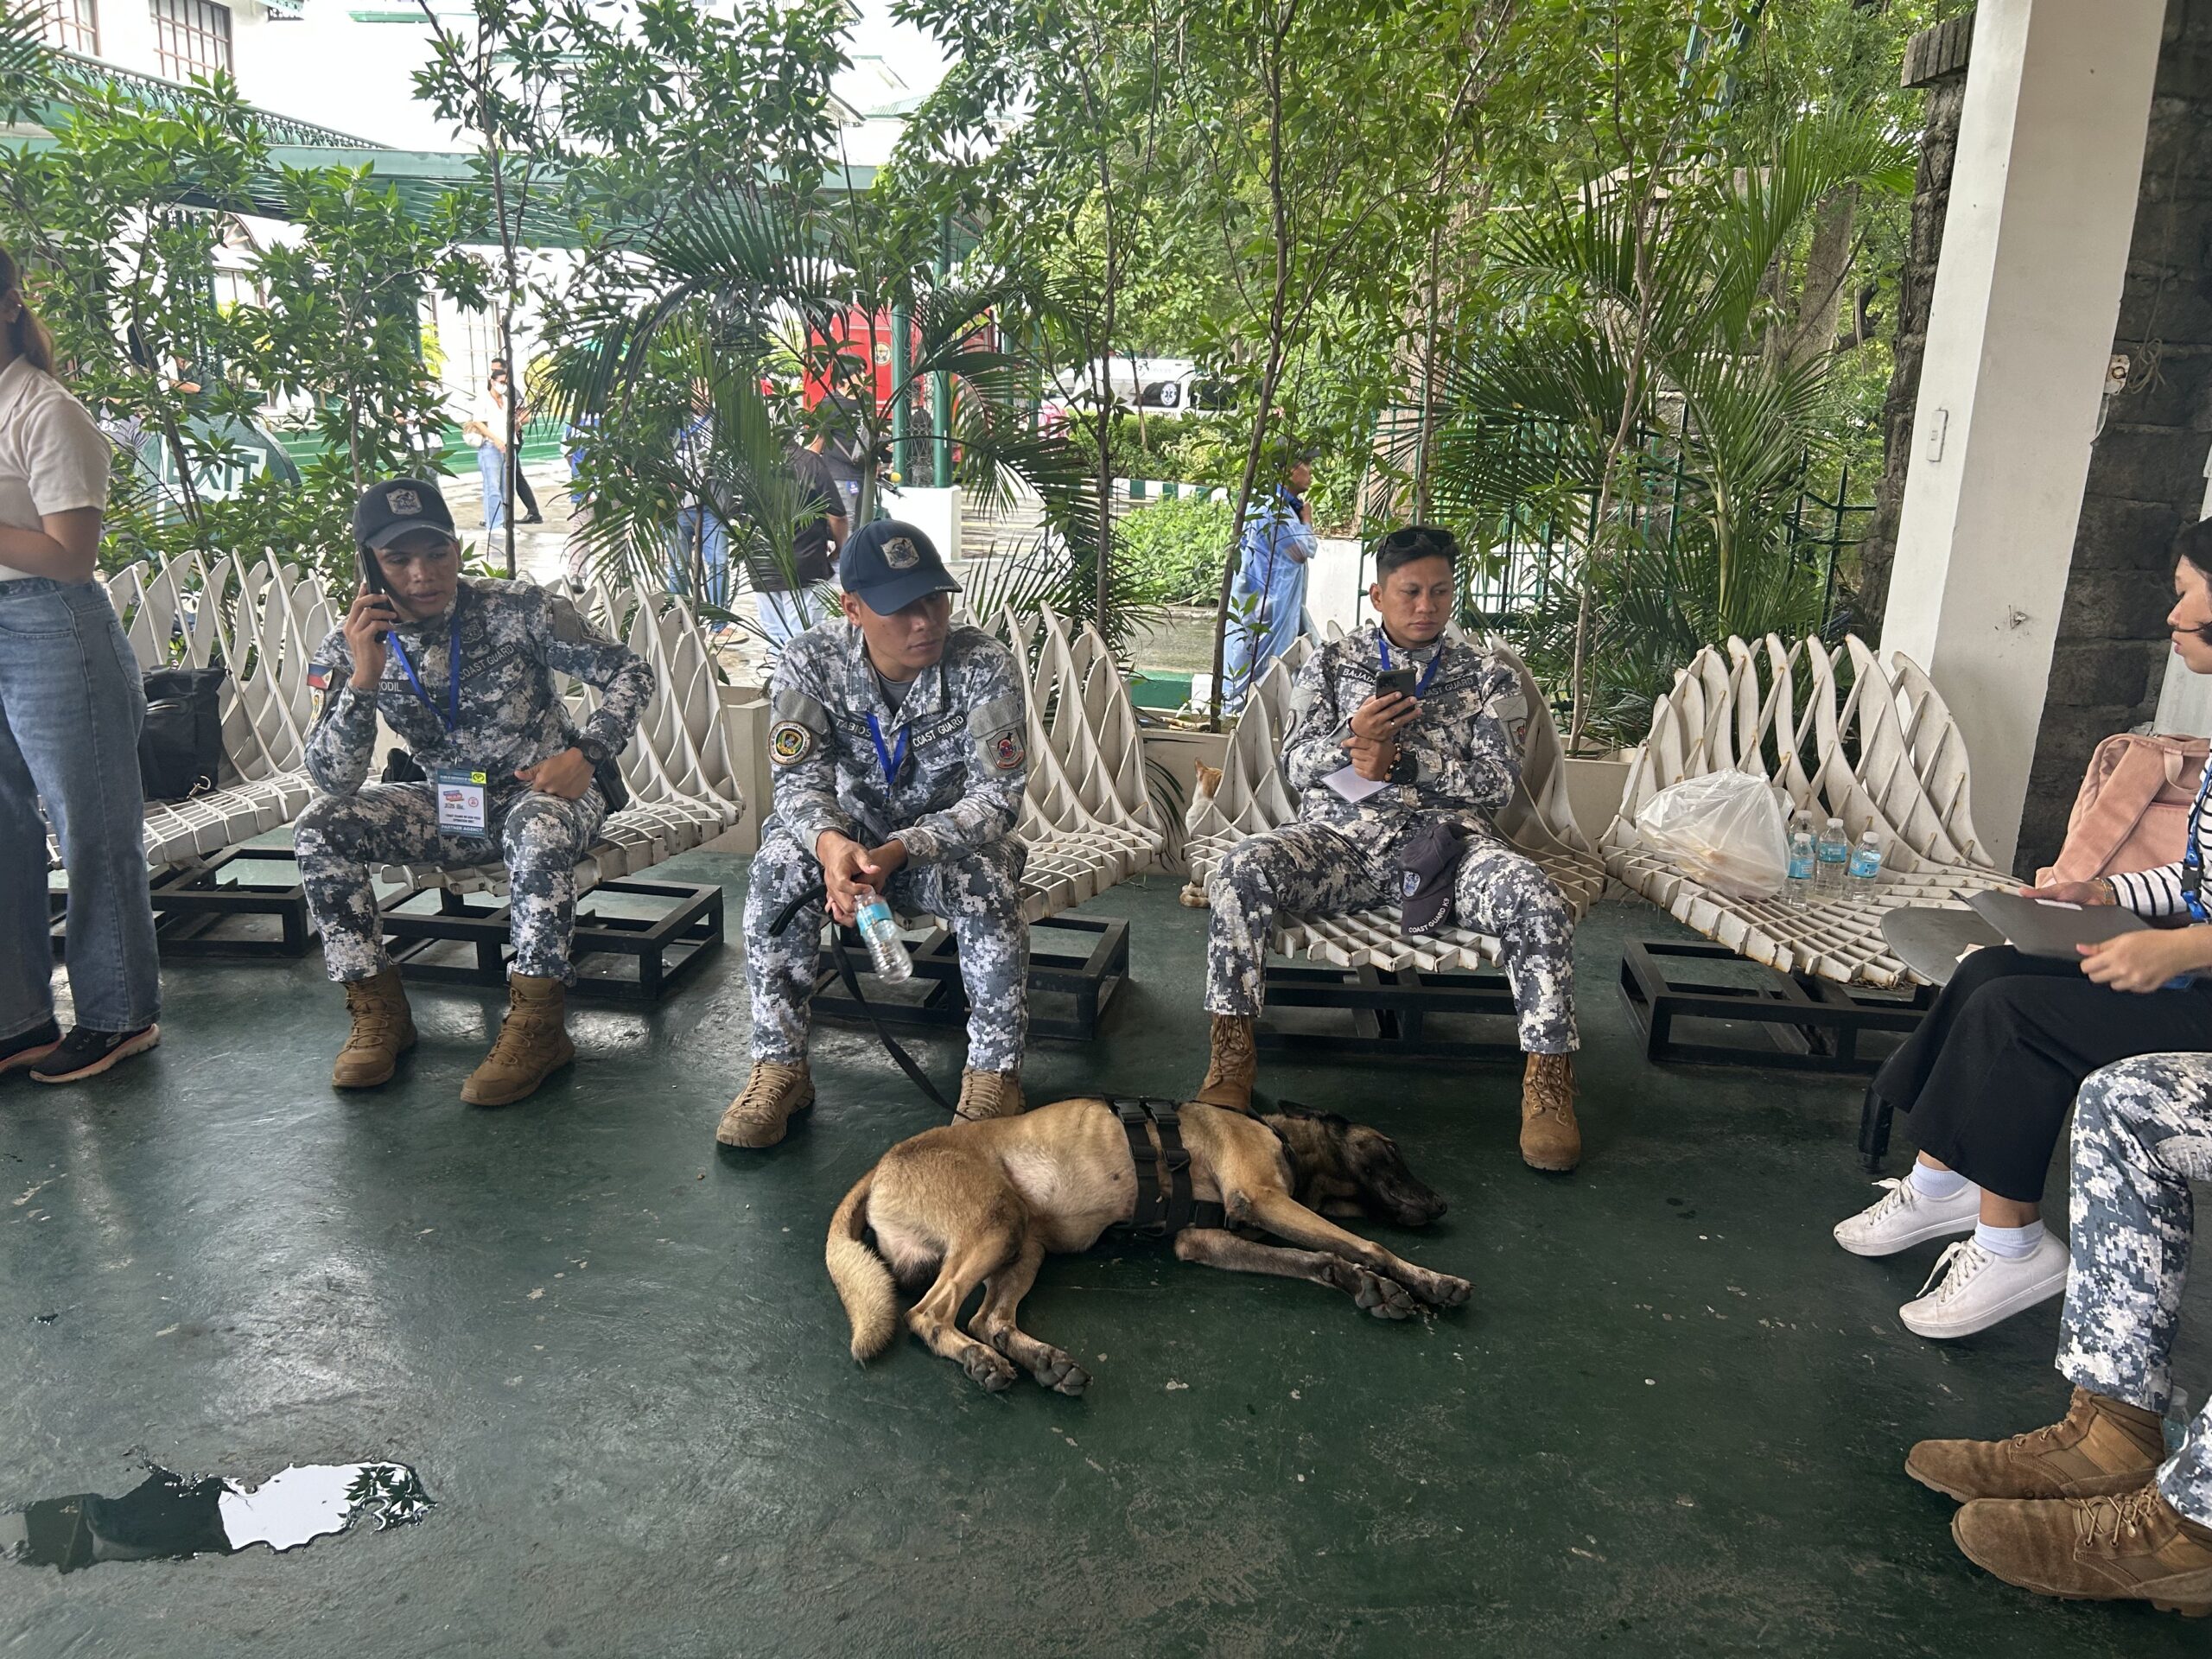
[149,0,231,81]
[36,0,97,55]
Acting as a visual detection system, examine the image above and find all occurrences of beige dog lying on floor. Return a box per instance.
[826,1097,1471,1395]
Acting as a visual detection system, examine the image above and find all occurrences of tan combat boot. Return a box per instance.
[1908,1388,2167,1503]
[1952,1484,2212,1617]
[459,975,575,1107]
[717,1060,814,1147]
[331,966,416,1089]
[1191,1014,1256,1112]
[955,1068,1024,1122]
[1520,1052,1581,1172]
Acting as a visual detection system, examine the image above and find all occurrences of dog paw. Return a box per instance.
[1351,1268,1417,1320]
[963,1347,1019,1392]
[1421,1273,1472,1309]
[1039,1354,1091,1396]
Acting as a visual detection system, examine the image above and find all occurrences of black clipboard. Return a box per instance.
[1966,890,2150,959]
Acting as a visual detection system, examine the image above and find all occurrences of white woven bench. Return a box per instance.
[1599,632,2014,1073]
[1179,630,1603,1055]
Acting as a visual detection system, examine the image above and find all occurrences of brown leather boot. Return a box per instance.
[459,975,575,1106]
[717,1060,814,1147]
[955,1068,1024,1122]
[331,966,416,1089]
[1952,1484,2212,1616]
[1520,1052,1580,1171]
[1192,1014,1256,1111]
[1908,1388,2166,1503]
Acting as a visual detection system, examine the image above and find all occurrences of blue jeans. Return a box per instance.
[477,442,505,531]
[0,578,160,1038]
[668,506,728,610]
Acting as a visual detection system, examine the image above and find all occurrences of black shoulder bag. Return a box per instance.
[137,666,228,802]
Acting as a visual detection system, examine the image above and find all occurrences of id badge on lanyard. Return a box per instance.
[435,768,488,836]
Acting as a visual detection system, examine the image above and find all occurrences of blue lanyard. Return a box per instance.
[387,607,461,735]
[1376,635,1442,696]
[865,713,909,785]
[2182,762,2212,924]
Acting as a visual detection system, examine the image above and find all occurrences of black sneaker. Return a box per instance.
[0,1019,62,1076]
[29,1024,161,1084]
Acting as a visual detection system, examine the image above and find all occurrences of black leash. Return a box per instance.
[767,882,957,1115]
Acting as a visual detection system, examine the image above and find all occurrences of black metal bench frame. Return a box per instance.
[50,848,316,959]
[378,877,724,1003]
[1618,939,1933,1167]
[810,913,1129,1043]
[1255,961,1529,1059]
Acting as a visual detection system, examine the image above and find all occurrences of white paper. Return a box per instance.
[1324,764,1391,804]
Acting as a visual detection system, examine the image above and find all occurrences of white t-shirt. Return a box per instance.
[0,357,111,581]
[473,387,509,447]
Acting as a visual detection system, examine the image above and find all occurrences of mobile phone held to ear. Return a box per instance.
[1376,666,1418,702]
[357,543,390,597]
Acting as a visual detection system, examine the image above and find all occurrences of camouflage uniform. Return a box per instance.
[744,620,1030,1071]
[1204,624,1577,1054]
[2056,1052,2212,1527]
[297,578,655,984]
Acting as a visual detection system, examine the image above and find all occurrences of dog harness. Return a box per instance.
[1103,1097,1228,1240]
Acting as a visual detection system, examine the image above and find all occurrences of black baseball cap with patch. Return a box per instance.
[839,518,961,614]
[353,477,457,550]
[1399,819,1473,936]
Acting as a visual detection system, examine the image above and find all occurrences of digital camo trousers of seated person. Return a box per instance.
[296,781,608,984]
[2058,1051,2212,1527]
[741,825,1029,1073]
[1201,820,1577,1054]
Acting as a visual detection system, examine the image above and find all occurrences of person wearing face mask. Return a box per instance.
[1193,524,1584,1171]
[721,519,1031,1147]
[296,478,655,1107]
[1833,516,2212,1341]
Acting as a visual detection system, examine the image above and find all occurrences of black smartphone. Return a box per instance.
[1376,666,1418,702]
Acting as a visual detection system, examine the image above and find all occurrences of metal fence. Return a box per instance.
[1365,408,1874,627]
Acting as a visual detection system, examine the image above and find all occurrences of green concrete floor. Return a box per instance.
[5,858,2209,1658]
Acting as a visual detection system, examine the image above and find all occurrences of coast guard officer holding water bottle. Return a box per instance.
[721,519,1032,1148]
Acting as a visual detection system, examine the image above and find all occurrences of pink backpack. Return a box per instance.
[2037,733,2211,887]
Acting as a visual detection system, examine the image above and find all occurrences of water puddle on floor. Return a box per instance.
[2,1460,431,1573]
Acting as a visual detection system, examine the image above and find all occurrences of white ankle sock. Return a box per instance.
[1908,1163,1971,1200]
[1974,1220,2043,1260]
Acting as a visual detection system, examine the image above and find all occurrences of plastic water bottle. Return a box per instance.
[854,888,912,983]
[1847,829,1884,886]
[1785,828,1816,908]
[1815,817,1850,896]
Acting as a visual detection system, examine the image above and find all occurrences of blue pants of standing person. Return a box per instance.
[668,506,729,611]
[0,579,161,1040]
[477,441,505,532]
[753,588,821,645]
[1220,547,1310,709]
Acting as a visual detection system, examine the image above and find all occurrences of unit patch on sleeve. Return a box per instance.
[770,720,815,766]
[990,730,1025,771]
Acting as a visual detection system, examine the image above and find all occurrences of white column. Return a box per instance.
[1885,0,2164,870]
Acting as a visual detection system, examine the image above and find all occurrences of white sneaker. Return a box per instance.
[1832,1177,1980,1257]
[1897,1232,2069,1339]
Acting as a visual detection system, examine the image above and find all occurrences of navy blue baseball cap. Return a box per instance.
[839,518,961,614]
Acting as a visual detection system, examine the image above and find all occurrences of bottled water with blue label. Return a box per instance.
[1847,829,1883,884]
[854,888,912,983]
[1786,829,1816,907]
[1815,817,1850,895]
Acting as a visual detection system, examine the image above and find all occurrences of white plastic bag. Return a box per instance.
[1633,770,1790,900]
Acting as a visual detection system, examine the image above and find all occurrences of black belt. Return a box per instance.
[1103,1096,1226,1240]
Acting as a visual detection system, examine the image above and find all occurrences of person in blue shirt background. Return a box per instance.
[1220,448,1319,709]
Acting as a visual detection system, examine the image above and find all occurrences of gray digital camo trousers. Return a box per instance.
[1203,820,1577,1053]
[741,824,1029,1072]
[2057,1052,2212,1527]
[295,782,607,984]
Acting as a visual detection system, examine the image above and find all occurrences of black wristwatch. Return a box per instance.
[1388,748,1419,786]
[574,734,611,768]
